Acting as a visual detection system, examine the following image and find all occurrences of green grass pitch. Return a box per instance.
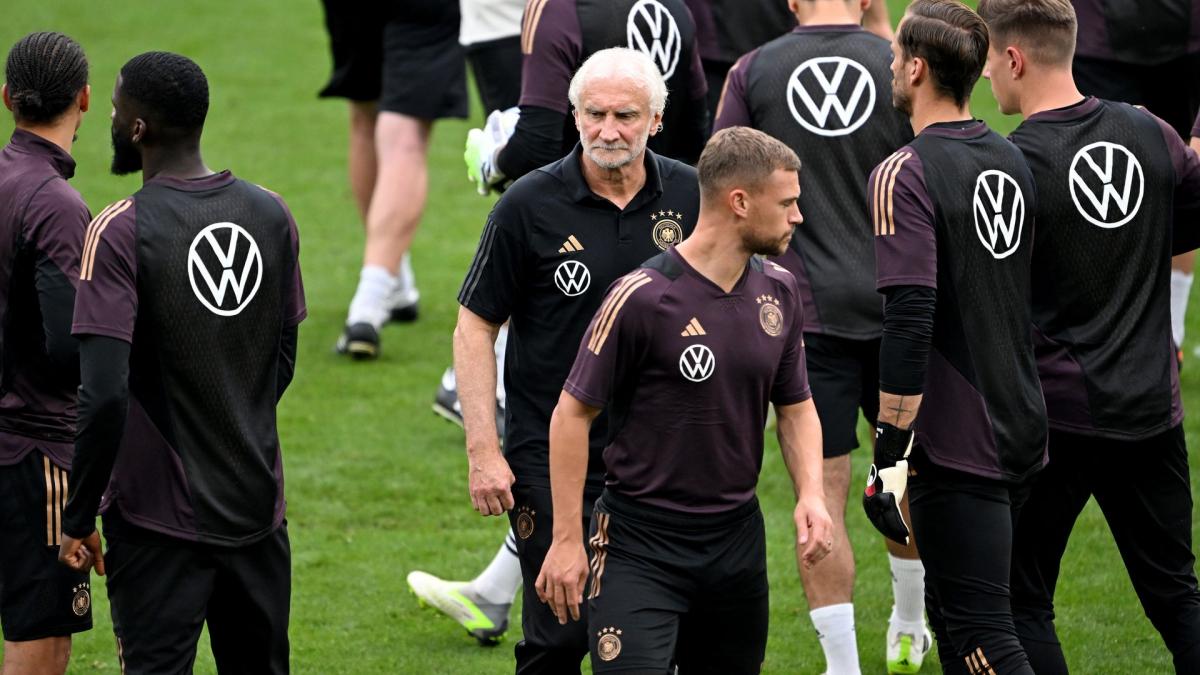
[0,1,1195,672]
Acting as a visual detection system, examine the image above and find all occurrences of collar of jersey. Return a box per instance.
[1024,96,1100,124]
[561,143,664,209]
[8,128,76,179]
[921,119,988,140]
[145,170,235,192]
[668,246,753,297]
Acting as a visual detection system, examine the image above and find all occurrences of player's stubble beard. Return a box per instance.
[892,81,913,117]
[583,126,650,170]
[110,125,142,176]
[744,224,794,258]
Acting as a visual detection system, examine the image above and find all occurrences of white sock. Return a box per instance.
[1171,269,1193,347]
[494,325,508,405]
[810,603,861,675]
[466,529,522,605]
[386,254,420,309]
[888,554,926,634]
[347,265,395,328]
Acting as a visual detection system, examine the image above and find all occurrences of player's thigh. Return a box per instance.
[803,334,868,457]
[676,592,768,675]
[380,11,468,120]
[587,551,687,674]
[0,453,92,642]
[207,524,291,675]
[317,1,385,102]
[104,534,214,674]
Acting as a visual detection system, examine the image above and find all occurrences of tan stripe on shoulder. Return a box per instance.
[81,199,133,281]
[714,60,741,123]
[587,271,647,353]
[884,152,913,236]
[522,0,552,54]
[872,152,903,236]
[591,273,653,355]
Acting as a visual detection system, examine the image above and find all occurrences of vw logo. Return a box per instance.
[627,0,681,79]
[1069,141,1144,229]
[972,170,1025,260]
[554,259,591,297]
[187,222,263,316]
[679,344,715,382]
[786,57,876,137]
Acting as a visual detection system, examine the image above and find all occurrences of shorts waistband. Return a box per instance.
[596,490,760,530]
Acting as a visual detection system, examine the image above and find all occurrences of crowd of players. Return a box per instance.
[4,0,1200,674]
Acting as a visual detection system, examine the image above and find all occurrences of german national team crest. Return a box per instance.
[757,295,783,336]
[787,57,876,137]
[188,222,263,316]
[972,170,1025,259]
[650,211,684,250]
[516,506,536,540]
[71,583,91,617]
[1068,141,1144,229]
[597,627,623,661]
[554,260,591,296]
[679,344,715,382]
[626,0,681,79]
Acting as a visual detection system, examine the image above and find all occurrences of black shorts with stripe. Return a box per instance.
[586,490,769,674]
[0,451,92,641]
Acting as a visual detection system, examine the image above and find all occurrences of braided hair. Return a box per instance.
[5,32,88,124]
[119,51,208,139]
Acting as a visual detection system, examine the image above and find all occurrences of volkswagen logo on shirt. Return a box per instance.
[627,0,681,79]
[972,170,1025,260]
[187,222,263,316]
[554,259,591,296]
[1068,141,1145,229]
[679,344,715,382]
[786,57,876,137]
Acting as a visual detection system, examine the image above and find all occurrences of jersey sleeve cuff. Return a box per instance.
[771,388,812,407]
[520,95,570,116]
[877,276,937,291]
[284,308,307,327]
[563,380,607,409]
[458,299,508,326]
[70,324,133,343]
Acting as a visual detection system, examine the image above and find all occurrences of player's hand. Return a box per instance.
[464,128,498,196]
[467,449,515,516]
[58,530,105,576]
[535,538,589,624]
[863,421,914,545]
[795,493,834,569]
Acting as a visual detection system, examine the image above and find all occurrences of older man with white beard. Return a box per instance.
[440,47,701,674]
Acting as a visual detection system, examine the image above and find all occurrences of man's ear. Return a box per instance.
[2,84,11,113]
[131,118,147,144]
[78,84,91,113]
[1008,46,1025,79]
[728,187,751,219]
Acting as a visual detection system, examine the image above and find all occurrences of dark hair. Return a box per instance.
[698,127,801,203]
[119,51,208,138]
[898,0,989,107]
[978,0,1077,66]
[4,32,88,124]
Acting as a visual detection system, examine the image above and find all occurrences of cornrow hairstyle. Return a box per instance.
[119,51,209,138]
[5,31,88,124]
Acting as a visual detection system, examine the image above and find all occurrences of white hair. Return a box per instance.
[567,47,668,115]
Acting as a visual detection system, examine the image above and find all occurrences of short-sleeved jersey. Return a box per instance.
[1072,0,1200,65]
[459,146,699,489]
[564,248,810,513]
[0,130,90,469]
[1011,98,1200,440]
[519,0,708,162]
[715,25,913,339]
[682,0,794,65]
[871,121,1046,481]
[72,171,306,546]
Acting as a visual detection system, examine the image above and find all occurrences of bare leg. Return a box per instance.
[802,455,861,674]
[347,101,378,222]
[2,637,71,675]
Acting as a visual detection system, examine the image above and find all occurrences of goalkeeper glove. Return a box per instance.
[464,107,520,196]
[863,421,914,545]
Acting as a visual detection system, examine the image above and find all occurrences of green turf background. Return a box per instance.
[0,1,1193,672]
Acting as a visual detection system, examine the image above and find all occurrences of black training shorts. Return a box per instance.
[0,451,92,641]
[318,0,468,120]
[804,333,881,458]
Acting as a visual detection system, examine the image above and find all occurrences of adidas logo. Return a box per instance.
[680,317,706,337]
[559,235,584,253]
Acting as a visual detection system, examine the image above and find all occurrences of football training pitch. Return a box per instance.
[1,1,1195,672]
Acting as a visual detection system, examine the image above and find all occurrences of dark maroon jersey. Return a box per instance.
[871,121,1046,481]
[715,25,912,339]
[519,0,708,162]
[71,172,306,545]
[1011,99,1200,440]
[0,130,90,469]
[1072,0,1200,65]
[682,0,794,65]
[564,248,811,513]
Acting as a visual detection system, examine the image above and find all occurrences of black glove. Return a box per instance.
[863,421,914,545]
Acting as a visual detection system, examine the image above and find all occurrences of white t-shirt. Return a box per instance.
[460,0,526,46]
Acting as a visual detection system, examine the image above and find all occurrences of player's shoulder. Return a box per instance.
[80,197,137,278]
[870,145,923,184]
[521,0,580,55]
[27,173,88,213]
[757,256,800,296]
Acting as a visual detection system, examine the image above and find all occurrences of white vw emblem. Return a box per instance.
[554,260,591,296]
[1069,141,1144,229]
[627,0,681,79]
[973,170,1025,260]
[786,57,876,137]
[187,222,262,316]
[678,344,715,382]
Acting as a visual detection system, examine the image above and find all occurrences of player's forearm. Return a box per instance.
[547,395,593,544]
[62,336,130,538]
[453,309,503,458]
[878,285,935,429]
[777,400,824,499]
